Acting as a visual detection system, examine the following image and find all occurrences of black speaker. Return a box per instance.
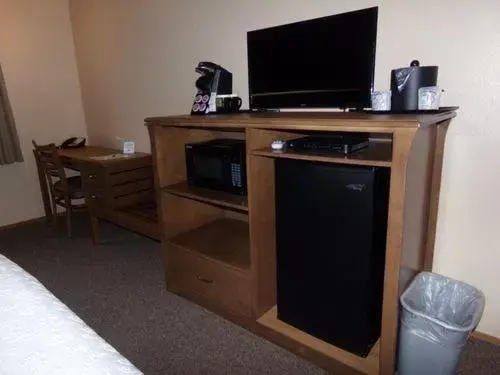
[275,159,390,357]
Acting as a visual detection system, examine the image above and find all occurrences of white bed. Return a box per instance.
[0,254,142,374]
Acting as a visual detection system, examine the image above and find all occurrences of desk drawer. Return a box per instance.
[81,167,109,211]
[167,245,251,316]
[86,194,111,217]
[81,166,105,192]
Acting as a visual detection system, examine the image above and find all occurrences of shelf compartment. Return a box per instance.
[164,181,248,212]
[257,306,379,375]
[168,218,250,272]
[252,141,392,168]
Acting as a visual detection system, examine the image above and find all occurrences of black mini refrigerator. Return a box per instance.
[275,159,390,357]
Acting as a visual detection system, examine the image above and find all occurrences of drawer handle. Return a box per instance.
[197,276,213,284]
[90,195,97,199]
[88,174,97,179]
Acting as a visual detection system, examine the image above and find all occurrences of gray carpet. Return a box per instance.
[1,214,499,375]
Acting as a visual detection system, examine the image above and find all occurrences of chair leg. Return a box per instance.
[91,215,100,245]
[65,205,72,238]
[51,199,58,229]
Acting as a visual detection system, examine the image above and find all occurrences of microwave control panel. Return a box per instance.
[231,162,242,188]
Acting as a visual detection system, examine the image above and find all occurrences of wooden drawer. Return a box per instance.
[83,177,104,194]
[167,245,252,317]
[81,166,105,194]
[86,194,106,214]
[81,164,156,215]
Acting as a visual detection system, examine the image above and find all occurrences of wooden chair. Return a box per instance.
[32,141,86,237]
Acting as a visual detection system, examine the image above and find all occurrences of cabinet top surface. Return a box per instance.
[145,111,456,131]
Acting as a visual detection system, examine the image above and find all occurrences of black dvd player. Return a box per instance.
[286,133,369,155]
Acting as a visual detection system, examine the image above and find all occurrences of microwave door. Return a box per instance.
[192,154,226,190]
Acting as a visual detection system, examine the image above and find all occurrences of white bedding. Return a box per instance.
[0,254,142,375]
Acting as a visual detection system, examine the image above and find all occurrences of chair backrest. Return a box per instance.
[32,141,68,197]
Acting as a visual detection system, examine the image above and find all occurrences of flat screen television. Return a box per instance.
[247,7,378,110]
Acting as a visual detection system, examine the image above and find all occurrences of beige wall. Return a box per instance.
[0,0,87,226]
[70,0,500,336]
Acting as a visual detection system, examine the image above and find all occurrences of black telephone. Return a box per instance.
[60,137,86,149]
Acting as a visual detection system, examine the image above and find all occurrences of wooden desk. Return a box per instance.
[146,111,456,375]
[36,146,160,241]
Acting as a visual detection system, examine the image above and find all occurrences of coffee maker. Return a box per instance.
[191,62,232,115]
[390,60,438,111]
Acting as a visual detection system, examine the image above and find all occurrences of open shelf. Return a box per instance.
[164,181,248,212]
[252,141,392,168]
[168,218,250,271]
[257,306,379,375]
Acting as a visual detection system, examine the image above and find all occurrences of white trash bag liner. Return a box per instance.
[398,272,485,375]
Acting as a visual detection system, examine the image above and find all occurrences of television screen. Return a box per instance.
[247,7,378,110]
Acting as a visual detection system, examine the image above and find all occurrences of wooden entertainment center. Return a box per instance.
[146,111,456,375]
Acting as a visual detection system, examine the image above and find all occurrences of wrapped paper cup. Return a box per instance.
[371,91,391,111]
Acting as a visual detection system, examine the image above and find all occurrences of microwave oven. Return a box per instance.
[185,139,247,195]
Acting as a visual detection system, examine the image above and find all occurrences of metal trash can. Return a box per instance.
[398,272,485,375]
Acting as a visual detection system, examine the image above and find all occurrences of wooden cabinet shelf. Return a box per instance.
[164,181,248,212]
[258,306,379,375]
[252,141,392,168]
[147,111,456,375]
[168,218,250,272]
